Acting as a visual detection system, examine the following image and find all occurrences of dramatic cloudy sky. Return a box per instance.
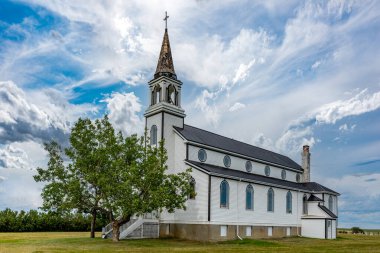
[1,0,379,228]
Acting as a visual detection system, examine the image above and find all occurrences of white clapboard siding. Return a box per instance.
[162,113,184,171]
[301,219,326,238]
[160,134,209,222]
[210,177,303,226]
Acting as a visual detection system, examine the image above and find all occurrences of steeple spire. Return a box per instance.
[154,12,177,80]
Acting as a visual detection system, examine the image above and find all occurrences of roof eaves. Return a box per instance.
[318,204,338,219]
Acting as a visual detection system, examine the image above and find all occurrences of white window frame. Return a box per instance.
[268,226,273,237]
[286,227,291,236]
[246,226,252,237]
[220,225,227,237]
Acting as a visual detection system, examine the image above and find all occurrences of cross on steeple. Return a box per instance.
[163,11,169,29]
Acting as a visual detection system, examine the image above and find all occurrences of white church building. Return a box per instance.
[104,23,339,241]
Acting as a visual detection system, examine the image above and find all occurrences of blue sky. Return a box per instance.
[0,0,380,229]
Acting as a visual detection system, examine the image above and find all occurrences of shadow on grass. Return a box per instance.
[219,238,278,246]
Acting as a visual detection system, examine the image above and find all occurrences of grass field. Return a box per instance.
[1,232,380,253]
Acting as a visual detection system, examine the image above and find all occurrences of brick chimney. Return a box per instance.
[302,145,311,182]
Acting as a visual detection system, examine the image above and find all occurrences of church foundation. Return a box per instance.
[159,223,301,241]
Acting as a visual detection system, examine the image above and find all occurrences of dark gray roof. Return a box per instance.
[302,182,338,194]
[186,160,339,195]
[308,194,323,202]
[174,125,303,171]
[319,204,338,218]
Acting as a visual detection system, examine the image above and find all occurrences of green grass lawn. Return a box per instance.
[1,232,380,253]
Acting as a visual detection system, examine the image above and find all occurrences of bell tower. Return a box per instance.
[144,12,185,150]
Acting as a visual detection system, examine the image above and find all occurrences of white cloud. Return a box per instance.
[314,89,380,124]
[317,171,380,229]
[177,28,273,89]
[276,126,316,155]
[339,123,348,132]
[326,173,380,202]
[0,140,48,210]
[311,60,321,70]
[102,92,144,136]
[0,141,47,171]
[0,81,97,144]
[194,90,220,126]
[229,102,246,112]
[0,166,43,210]
[252,133,274,151]
[274,89,380,155]
[232,60,256,85]
[339,123,356,133]
[0,145,28,170]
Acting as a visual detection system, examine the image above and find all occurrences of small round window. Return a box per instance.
[223,155,231,168]
[198,149,207,162]
[296,174,301,183]
[281,170,286,180]
[245,161,252,172]
[265,165,271,176]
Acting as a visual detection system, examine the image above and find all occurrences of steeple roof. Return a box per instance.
[154,28,177,80]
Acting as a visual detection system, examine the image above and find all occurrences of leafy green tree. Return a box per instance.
[34,117,114,238]
[101,135,192,242]
[35,115,192,241]
[351,227,364,234]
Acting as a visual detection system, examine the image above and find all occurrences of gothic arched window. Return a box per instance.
[303,194,308,215]
[286,191,292,214]
[246,184,254,210]
[152,85,161,105]
[167,85,177,105]
[267,188,274,212]
[189,177,196,200]
[328,195,333,212]
[150,125,157,145]
[153,85,161,104]
[220,180,229,208]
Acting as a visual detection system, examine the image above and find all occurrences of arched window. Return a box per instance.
[267,188,274,212]
[220,180,229,208]
[303,194,308,215]
[189,177,196,200]
[286,191,292,214]
[246,184,254,210]
[150,125,157,145]
[167,85,177,105]
[153,85,161,104]
[328,195,333,212]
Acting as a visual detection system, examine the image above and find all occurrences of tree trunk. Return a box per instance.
[90,210,97,238]
[112,221,120,242]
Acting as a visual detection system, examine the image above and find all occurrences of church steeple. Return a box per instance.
[154,13,176,80]
[145,11,185,131]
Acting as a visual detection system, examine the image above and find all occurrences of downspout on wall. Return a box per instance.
[236,178,242,240]
[297,190,300,236]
